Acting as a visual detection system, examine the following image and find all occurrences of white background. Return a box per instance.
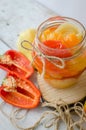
[37,0,86,27]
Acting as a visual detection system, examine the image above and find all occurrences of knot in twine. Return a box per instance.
[21,40,65,77]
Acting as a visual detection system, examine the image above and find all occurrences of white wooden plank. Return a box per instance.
[0,40,10,84]
[0,0,56,50]
[0,40,10,54]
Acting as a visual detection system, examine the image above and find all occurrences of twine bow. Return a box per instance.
[21,40,65,77]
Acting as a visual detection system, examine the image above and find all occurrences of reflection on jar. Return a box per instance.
[33,16,86,88]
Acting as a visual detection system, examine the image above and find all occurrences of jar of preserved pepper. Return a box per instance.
[33,16,86,88]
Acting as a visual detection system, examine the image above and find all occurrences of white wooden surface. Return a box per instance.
[0,0,56,49]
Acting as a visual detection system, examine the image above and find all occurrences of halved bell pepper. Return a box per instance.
[0,50,34,79]
[0,73,41,109]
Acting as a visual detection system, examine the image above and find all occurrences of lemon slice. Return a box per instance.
[17,29,36,61]
[56,22,81,34]
[55,22,83,47]
[55,22,83,40]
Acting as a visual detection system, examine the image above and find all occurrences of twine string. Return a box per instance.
[1,101,84,130]
[0,101,86,130]
[11,108,29,120]
[21,40,65,77]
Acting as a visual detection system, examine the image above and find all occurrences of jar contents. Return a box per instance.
[40,22,82,48]
[33,17,86,88]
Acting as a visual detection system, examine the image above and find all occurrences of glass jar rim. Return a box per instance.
[35,16,86,60]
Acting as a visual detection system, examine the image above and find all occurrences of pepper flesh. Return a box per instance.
[0,50,34,79]
[0,74,41,109]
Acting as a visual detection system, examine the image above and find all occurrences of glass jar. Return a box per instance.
[33,16,86,88]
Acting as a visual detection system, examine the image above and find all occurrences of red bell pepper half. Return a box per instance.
[0,73,41,109]
[0,50,34,79]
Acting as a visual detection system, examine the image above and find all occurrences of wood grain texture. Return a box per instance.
[0,0,56,50]
[38,71,86,104]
